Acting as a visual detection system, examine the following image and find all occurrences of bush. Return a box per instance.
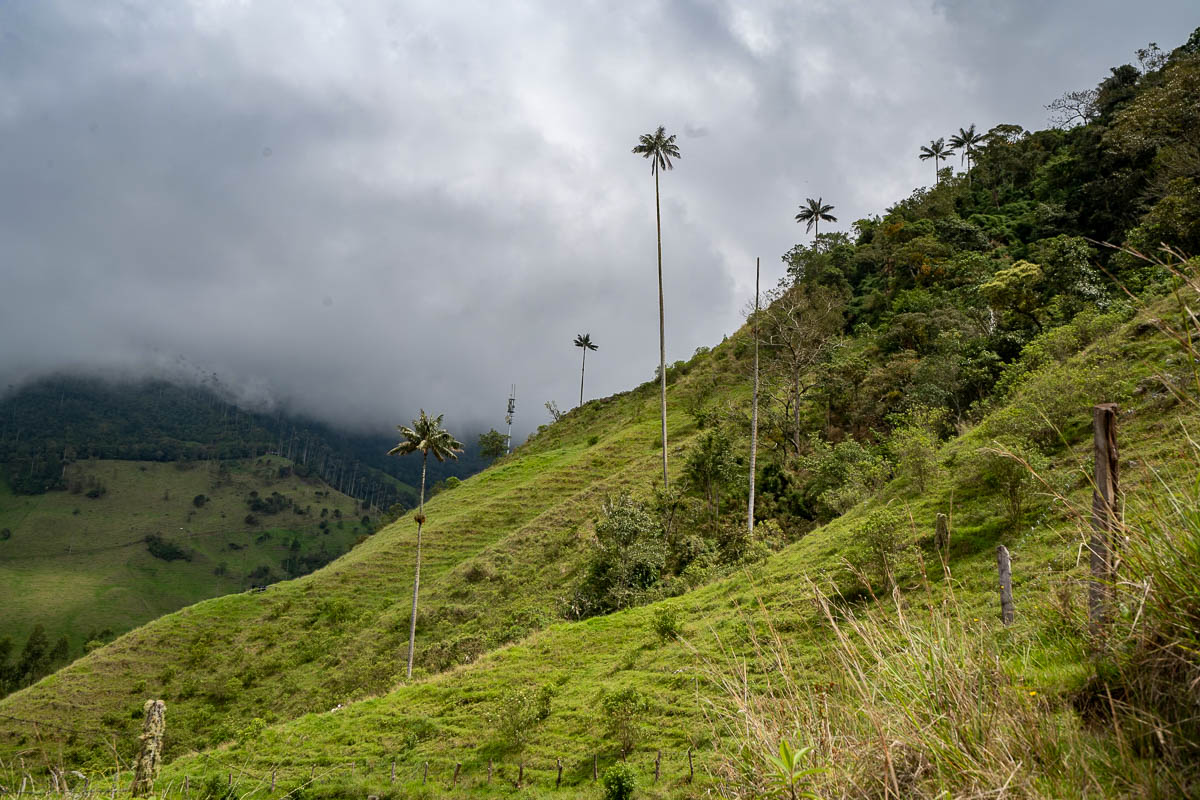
[602,762,637,800]
[144,534,192,562]
[571,494,666,617]
[845,506,911,592]
[192,494,208,508]
[487,683,555,749]
[601,687,649,758]
[650,606,682,642]
[588,434,601,446]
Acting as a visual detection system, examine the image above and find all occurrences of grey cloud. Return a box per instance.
[0,0,1195,440]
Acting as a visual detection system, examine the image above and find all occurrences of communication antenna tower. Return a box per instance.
[505,384,516,454]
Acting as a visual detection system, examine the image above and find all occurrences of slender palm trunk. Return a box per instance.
[405,453,427,680]
[655,165,669,488]
[748,257,759,535]
[813,219,818,242]
[579,348,587,407]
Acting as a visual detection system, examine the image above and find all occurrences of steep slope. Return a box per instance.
[0,345,747,768]
[150,297,1199,798]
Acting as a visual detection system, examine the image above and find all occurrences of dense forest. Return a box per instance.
[570,30,1200,616]
[0,375,491,506]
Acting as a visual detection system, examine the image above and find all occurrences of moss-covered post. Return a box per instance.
[1088,403,1119,639]
[130,700,165,797]
[997,545,1014,624]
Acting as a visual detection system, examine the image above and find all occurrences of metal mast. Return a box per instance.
[505,385,516,454]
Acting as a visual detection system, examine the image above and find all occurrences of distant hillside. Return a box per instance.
[0,375,492,507]
[0,455,374,698]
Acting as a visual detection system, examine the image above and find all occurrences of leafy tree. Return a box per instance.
[1046,89,1099,128]
[574,333,599,407]
[918,137,955,185]
[794,197,837,241]
[387,410,463,679]
[887,406,947,492]
[759,284,846,456]
[632,125,681,488]
[572,494,666,616]
[682,429,740,533]
[602,763,637,800]
[487,683,554,750]
[601,686,649,759]
[980,260,1045,332]
[847,506,911,592]
[477,429,507,460]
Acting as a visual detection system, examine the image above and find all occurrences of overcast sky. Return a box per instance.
[0,1,1194,439]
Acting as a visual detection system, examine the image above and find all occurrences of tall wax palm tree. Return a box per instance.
[918,138,956,185]
[793,197,837,241]
[748,257,760,536]
[387,410,463,679]
[632,125,681,488]
[948,124,985,182]
[574,333,598,407]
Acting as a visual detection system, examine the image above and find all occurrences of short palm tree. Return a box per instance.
[794,197,837,241]
[632,125,681,488]
[919,138,956,185]
[387,410,463,679]
[948,124,985,181]
[574,333,598,407]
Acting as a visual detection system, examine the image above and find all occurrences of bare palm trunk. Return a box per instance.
[655,165,669,488]
[405,453,427,680]
[579,348,587,407]
[748,257,759,535]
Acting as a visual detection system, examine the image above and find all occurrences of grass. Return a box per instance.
[0,455,370,650]
[2,295,1198,798]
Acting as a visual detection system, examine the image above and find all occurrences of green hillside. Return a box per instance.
[0,456,374,687]
[2,33,1199,799]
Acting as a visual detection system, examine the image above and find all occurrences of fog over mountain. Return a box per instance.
[0,0,1192,438]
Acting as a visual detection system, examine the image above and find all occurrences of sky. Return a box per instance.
[0,0,1195,440]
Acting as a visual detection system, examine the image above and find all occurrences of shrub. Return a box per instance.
[650,606,682,642]
[192,494,208,508]
[845,506,911,592]
[144,534,192,562]
[0,528,10,541]
[601,686,649,758]
[487,683,555,749]
[588,434,601,446]
[571,494,666,617]
[602,762,637,800]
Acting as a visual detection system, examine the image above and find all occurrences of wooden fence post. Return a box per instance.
[183,775,188,797]
[518,762,524,789]
[655,750,661,783]
[934,512,949,553]
[593,754,598,782]
[270,769,276,792]
[452,762,460,788]
[556,757,562,789]
[130,700,166,798]
[1089,403,1119,639]
[997,545,1014,624]
[390,759,396,784]
[688,748,694,783]
[422,762,428,785]
[487,760,493,784]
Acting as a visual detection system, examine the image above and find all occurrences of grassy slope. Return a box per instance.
[0,349,744,768]
[156,308,1196,798]
[1,304,1191,798]
[0,456,369,649]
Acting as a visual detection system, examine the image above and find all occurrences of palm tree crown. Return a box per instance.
[631,126,681,175]
[574,333,598,352]
[794,197,837,240]
[948,124,985,174]
[918,137,956,185]
[387,410,464,468]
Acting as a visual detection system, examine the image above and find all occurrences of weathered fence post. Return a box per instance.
[654,750,661,783]
[183,775,188,796]
[130,700,166,798]
[934,512,949,553]
[556,758,562,789]
[1088,403,1119,639]
[487,760,493,784]
[390,759,396,784]
[452,762,460,788]
[422,762,428,785]
[518,762,524,789]
[688,748,694,782]
[997,545,1014,624]
[593,754,598,782]
[270,769,276,792]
